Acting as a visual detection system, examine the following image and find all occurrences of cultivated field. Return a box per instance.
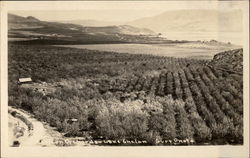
[8,44,243,145]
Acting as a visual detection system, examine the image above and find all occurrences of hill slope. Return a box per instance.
[8,14,161,44]
[209,48,243,73]
[57,19,122,27]
[127,10,242,33]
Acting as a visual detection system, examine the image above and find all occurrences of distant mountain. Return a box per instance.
[57,19,122,27]
[8,14,39,23]
[127,10,242,33]
[80,25,155,35]
[8,13,156,35]
[118,25,155,35]
[57,20,155,35]
[8,14,43,30]
[8,13,86,35]
[8,14,162,44]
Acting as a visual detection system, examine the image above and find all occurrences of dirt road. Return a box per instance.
[8,106,62,147]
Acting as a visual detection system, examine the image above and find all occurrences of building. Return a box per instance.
[66,118,78,124]
[18,77,32,84]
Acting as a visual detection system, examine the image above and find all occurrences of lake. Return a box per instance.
[57,43,238,60]
[161,32,243,45]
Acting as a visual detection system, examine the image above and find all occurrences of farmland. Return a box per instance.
[8,44,243,145]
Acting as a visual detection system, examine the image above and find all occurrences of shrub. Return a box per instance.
[173,100,194,139]
[94,99,149,140]
[158,96,177,140]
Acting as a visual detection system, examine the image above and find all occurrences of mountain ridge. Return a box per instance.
[8,13,156,36]
[127,9,242,33]
[56,19,123,27]
[8,13,165,44]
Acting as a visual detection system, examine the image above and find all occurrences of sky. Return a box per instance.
[7,1,245,22]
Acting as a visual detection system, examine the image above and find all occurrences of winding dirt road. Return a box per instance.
[8,106,62,147]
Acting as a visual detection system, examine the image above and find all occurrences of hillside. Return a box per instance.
[127,10,242,33]
[80,25,156,35]
[8,14,162,44]
[57,19,122,27]
[209,48,243,74]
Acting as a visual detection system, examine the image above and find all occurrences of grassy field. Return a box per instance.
[8,44,243,145]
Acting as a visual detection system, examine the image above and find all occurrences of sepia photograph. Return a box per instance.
[1,0,249,157]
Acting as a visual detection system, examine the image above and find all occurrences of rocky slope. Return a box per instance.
[209,48,243,73]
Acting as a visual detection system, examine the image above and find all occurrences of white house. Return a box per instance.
[18,77,32,84]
